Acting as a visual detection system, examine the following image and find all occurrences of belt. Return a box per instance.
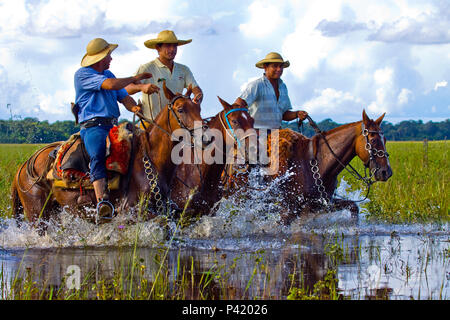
[80,117,118,129]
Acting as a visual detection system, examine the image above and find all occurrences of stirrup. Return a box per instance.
[96,199,115,223]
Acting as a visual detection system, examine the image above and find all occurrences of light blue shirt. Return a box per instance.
[239,75,292,129]
[74,67,128,123]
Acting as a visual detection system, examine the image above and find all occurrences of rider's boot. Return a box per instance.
[95,180,115,221]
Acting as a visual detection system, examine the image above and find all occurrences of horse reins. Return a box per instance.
[305,115,388,203]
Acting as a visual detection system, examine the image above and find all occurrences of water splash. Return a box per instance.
[0,172,448,250]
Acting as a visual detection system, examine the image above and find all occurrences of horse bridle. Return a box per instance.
[221,108,249,148]
[361,122,390,169]
[306,115,388,203]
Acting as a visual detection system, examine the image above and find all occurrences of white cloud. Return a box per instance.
[104,0,177,29]
[368,67,396,114]
[374,67,394,86]
[0,0,29,35]
[239,1,286,38]
[239,76,259,93]
[303,88,363,115]
[397,88,413,105]
[0,0,449,123]
[434,80,448,91]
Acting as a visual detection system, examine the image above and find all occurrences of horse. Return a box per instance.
[11,82,205,225]
[224,110,393,223]
[170,97,255,216]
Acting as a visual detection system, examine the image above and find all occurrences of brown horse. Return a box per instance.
[170,97,255,216]
[11,83,204,225]
[224,110,393,223]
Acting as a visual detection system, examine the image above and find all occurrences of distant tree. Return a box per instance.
[0,117,448,143]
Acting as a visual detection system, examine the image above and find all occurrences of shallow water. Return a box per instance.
[1,179,449,300]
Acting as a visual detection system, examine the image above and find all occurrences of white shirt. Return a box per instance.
[134,58,198,119]
[239,75,292,129]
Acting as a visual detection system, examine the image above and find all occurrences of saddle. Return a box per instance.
[47,122,134,190]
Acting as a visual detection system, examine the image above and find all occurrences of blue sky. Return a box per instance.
[0,0,449,124]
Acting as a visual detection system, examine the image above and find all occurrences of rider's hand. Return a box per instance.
[142,83,160,95]
[193,92,203,104]
[297,111,308,121]
[131,105,141,114]
[134,72,152,83]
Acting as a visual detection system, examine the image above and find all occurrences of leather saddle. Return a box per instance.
[47,123,134,190]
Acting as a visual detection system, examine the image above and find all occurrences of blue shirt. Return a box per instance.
[239,75,292,129]
[74,67,128,123]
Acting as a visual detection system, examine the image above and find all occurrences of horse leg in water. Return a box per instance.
[330,198,359,218]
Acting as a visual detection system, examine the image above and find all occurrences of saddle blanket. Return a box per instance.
[48,122,133,189]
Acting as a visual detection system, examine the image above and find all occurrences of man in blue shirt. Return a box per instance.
[234,52,308,129]
[74,38,152,218]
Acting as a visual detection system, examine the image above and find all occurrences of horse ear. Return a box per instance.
[362,109,370,124]
[185,84,192,98]
[217,96,231,110]
[375,112,386,126]
[162,80,175,101]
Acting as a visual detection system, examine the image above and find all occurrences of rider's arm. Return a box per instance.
[125,82,160,95]
[233,97,248,107]
[192,86,203,104]
[282,110,308,121]
[120,95,141,114]
[102,72,152,91]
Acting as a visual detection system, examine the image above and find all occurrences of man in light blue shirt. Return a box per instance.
[234,52,308,129]
[74,38,152,218]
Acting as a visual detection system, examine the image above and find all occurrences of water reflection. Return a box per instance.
[1,233,448,300]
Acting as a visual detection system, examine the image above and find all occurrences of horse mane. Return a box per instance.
[322,120,362,137]
[268,128,309,168]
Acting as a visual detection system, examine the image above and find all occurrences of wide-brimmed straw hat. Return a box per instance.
[81,38,118,67]
[255,52,290,69]
[144,30,192,49]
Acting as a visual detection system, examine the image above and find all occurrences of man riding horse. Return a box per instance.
[74,37,155,218]
[125,30,204,121]
[234,52,309,131]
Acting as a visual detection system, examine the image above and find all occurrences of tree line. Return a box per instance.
[283,118,449,141]
[0,117,448,143]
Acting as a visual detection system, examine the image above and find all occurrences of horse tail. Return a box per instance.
[11,178,23,218]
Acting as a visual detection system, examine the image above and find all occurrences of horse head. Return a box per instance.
[355,110,393,181]
[217,96,256,161]
[162,82,203,132]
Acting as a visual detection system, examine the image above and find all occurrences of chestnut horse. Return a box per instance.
[225,110,393,223]
[170,97,255,216]
[11,83,204,225]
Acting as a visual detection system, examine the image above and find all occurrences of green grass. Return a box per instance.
[0,144,45,219]
[0,141,448,223]
[338,140,449,223]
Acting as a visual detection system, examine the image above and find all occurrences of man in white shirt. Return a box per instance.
[234,52,308,129]
[126,30,203,120]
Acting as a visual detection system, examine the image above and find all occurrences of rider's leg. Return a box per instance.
[80,124,114,216]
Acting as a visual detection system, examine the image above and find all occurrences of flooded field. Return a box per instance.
[1,182,448,300]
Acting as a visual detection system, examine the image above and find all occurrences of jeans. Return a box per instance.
[80,124,113,182]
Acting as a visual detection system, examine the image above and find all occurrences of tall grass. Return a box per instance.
[0,144,44,219]
[1,141,447,223]
[338,141,449,223]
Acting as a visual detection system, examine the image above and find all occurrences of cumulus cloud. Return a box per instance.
[367,10,450,44]
[302,88,363,116]
[239,1,287,38]
[0,0,449,123]
[315,19,367,37]
[397,88,413,105]
[434,80,448,91]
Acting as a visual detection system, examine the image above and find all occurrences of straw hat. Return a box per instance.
[144,30,192,49]
[81,38,118,67]
[255,52,290,69]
